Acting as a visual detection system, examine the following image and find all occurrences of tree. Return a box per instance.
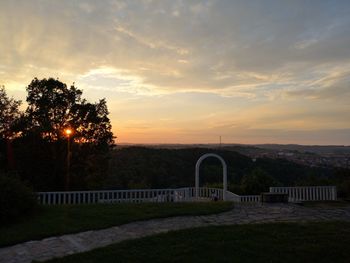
[0,86,22,171]
[23,78,114,146]
[0,85,21,139]
[9,78,115,190]
[241,168,279,195]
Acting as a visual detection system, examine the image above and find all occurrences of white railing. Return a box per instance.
[239,195,261,202]
[36,187,225,205]
[269,186,337,202]
[225,191,261,203]
[38,189,183,205]
[37,186,336,205]
[186,187,224,200]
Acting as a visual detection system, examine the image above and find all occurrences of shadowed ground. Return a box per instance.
[1,203,350,263]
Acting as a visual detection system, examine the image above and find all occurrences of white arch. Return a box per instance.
[195,153,227,201]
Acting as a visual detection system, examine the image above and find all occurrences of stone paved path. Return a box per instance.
[1,203,350,263]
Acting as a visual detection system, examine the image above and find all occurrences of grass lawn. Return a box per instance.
[45,221,350,263]
[0,202,232,247]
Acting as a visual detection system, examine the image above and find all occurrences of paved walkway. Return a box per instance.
[1,203,350,263]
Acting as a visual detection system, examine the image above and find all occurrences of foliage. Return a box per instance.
[295,173,332,187]
[0,140,5,171]
[0,78,115,191]
[333,168,350,198]
[45,222,350,263]
[240,167,279,194]
[0,173,37,224]
[105,147,252,190]
[0,202,232,247]
[12,136,66,191]
[104,147,335,194]
[23,78,114,146]
[0,86,22,172]
[12,134,113,191]
[69,143,112,190]
[0,85,21,139]
[251,157,329,186]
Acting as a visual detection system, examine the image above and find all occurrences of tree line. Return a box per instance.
[106,147,350,196]
[0,78,114,190]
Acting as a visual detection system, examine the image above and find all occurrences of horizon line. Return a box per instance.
[116,142,350,147]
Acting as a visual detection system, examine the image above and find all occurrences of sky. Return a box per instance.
[1,0,350,145]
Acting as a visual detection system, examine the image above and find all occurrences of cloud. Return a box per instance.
[284,65,350,100]
[2,0,350,97]
[1,0,350,144]
[76,67,158,96]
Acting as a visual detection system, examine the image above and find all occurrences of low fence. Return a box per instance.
[37,187,224,205]
[185,187,223,200]
[226,191,261,203]
[227,186,337,203]
[239,195,261,202]
[269,186,337,202]
[37,186,338,205]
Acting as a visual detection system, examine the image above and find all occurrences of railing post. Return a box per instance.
[332,186,337,200]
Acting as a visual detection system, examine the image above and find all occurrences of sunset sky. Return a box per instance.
[1,0,350,145]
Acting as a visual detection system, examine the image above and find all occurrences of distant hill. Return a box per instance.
[253,144,350,154]
[104,146,333,192]
[117,143,350,154]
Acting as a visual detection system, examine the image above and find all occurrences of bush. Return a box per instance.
[241,168,279,195]
[333,169,350,199]
[0,174,37,224]
[337,179,350,199]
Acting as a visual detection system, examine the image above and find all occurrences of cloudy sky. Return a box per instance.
[1,0,350,145]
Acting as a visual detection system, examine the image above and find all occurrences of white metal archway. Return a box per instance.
[195,153,227,201]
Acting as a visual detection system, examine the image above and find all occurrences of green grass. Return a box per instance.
[0,202,233,247]
[45,221,350,263]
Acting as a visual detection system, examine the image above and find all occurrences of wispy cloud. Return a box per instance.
[1,0,350,144]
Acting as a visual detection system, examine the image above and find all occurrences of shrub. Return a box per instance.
[241,168,279,195]
[0,173,37,224]
[337,179,350,199]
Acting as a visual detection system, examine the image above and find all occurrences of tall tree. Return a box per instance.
[0,85,21,139]
[24,78,114,146]
[10,78,115,190]
[0,86,22,171]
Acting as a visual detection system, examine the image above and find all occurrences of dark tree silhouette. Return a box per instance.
[23,78,114,146]
[3,78,116,190]
[240,167,278,194]
[0,86,22,171]
[0,85,21,139]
